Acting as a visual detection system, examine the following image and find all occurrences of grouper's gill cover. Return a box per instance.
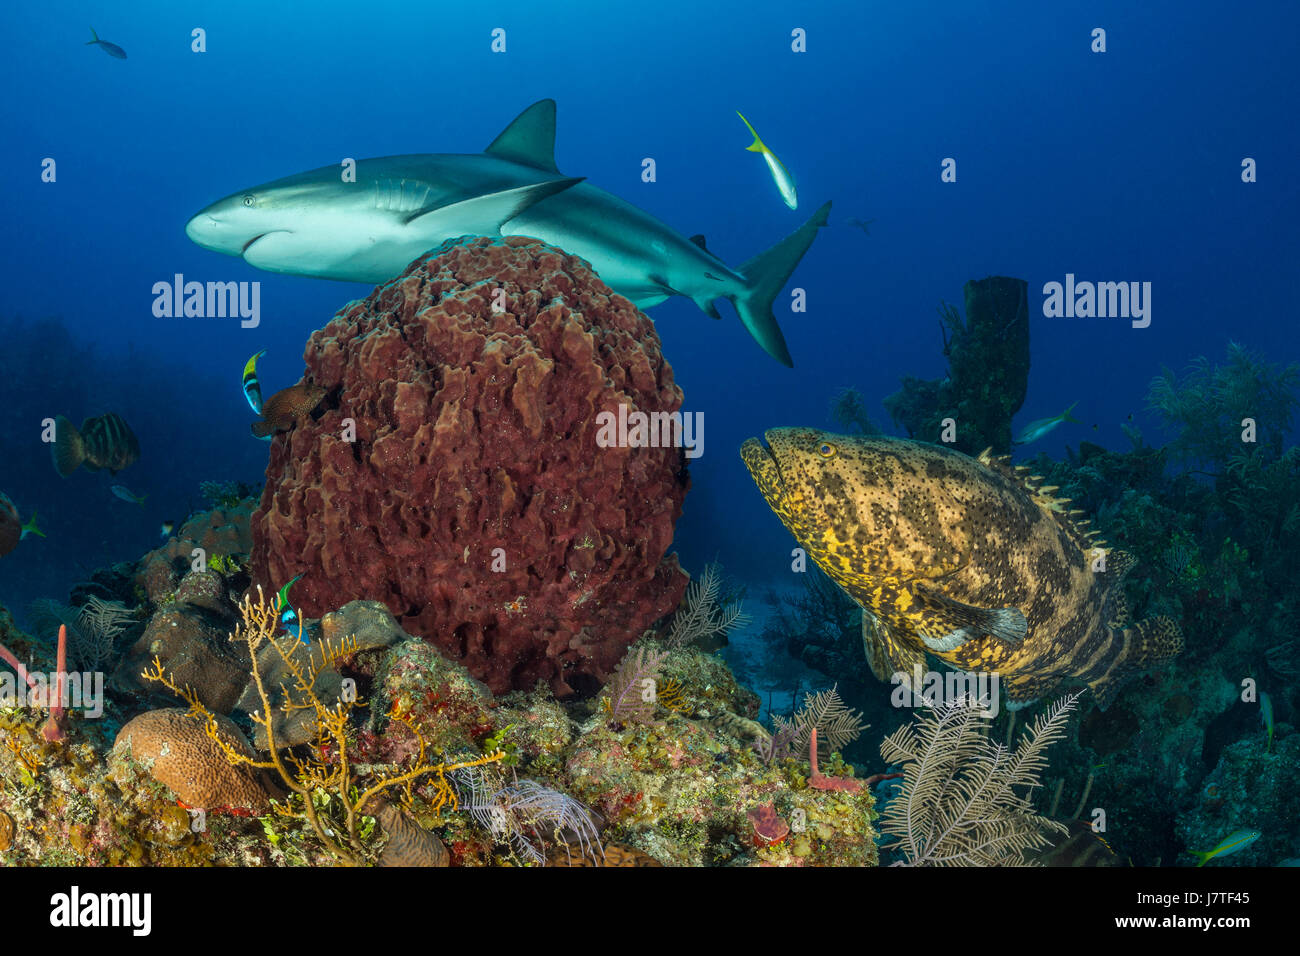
[740,428,1183,709]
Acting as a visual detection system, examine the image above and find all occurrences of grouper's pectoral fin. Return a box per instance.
[405,177,585,235]
[862,611,928,683]
[910,585,1028,649]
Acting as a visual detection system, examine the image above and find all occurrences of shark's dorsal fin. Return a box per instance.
[689,234,710,252]
[484,99,561,173]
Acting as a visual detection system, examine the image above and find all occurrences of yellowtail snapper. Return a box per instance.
[1191,829,1261,866]
[736,111,798,210]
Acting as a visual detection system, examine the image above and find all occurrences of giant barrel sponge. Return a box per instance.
[250,236,690,696]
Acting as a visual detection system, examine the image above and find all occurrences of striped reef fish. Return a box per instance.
[52,413,140,477]
[740,428,1183,710]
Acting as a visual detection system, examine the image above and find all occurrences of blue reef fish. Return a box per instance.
[159,520,174,538]
[111,484,147,506]
[736,111,797,210]
[1014,402,1081,446]
[277,574,306,642]
[185,100,829,367]
[1191,829,1261,866]
[20,512,44,540]
[86,27,127,59]
[1261,691,1273,752]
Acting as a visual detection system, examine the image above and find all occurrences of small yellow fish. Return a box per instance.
[1191,829,1261,866]
[736,111,797,210]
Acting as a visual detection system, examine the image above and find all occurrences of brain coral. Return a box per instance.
[251,236,690,696]
[113,708,270,812]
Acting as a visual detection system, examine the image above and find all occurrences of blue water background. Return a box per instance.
[1,0,1297,626]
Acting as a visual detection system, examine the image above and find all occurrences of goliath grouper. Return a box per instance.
[741,428,1183,709]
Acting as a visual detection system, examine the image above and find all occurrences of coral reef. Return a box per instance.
[250,235,690,697]
[883,276,1030,454]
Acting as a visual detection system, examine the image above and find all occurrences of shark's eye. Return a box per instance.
[242,195,256,207]
[818,442,837,458]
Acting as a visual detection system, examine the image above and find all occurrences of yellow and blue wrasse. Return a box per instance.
[20,512,44,540]
[243,350,266,414]
[1014,402,1081,446]
[1191,829,1261,866]
[277,573,306,642]
[1261,691,1273,752]
[159,520,174,539]
[736,111,797,210]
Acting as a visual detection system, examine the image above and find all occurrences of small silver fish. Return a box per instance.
[1014,402,1081,446]
[111,484,147,506]
[86,27,127,59]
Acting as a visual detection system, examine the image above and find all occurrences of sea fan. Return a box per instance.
[602,645,668,724]
[792,685,867,756]
[27,596,136,672]
[666,563,750,649]
[878,693,1078,866]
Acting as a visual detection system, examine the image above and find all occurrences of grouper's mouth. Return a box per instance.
[739,433,787,502]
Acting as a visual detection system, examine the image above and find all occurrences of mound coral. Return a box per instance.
[251,235,690,696]
[112,708,271,812]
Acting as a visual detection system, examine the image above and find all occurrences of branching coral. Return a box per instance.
[142,586,503,865]
[879,693,1078,866]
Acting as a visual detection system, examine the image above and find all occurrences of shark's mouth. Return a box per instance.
[241,230,290,255]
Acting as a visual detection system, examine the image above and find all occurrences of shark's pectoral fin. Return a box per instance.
[912,585,1028,647]
[405,177,584,236]
[484,99,561,173]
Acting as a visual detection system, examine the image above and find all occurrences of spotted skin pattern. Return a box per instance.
[741,428,1182,708]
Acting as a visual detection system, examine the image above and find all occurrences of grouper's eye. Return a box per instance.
[818,441,837,458]
[242,195,256,207]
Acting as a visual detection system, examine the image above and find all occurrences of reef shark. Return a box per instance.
[185,100,830,366]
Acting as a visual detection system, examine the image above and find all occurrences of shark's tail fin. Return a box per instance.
[87,26,99,44]
[730,201,831,367]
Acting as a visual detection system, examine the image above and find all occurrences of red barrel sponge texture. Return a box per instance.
[250,236,690,696]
